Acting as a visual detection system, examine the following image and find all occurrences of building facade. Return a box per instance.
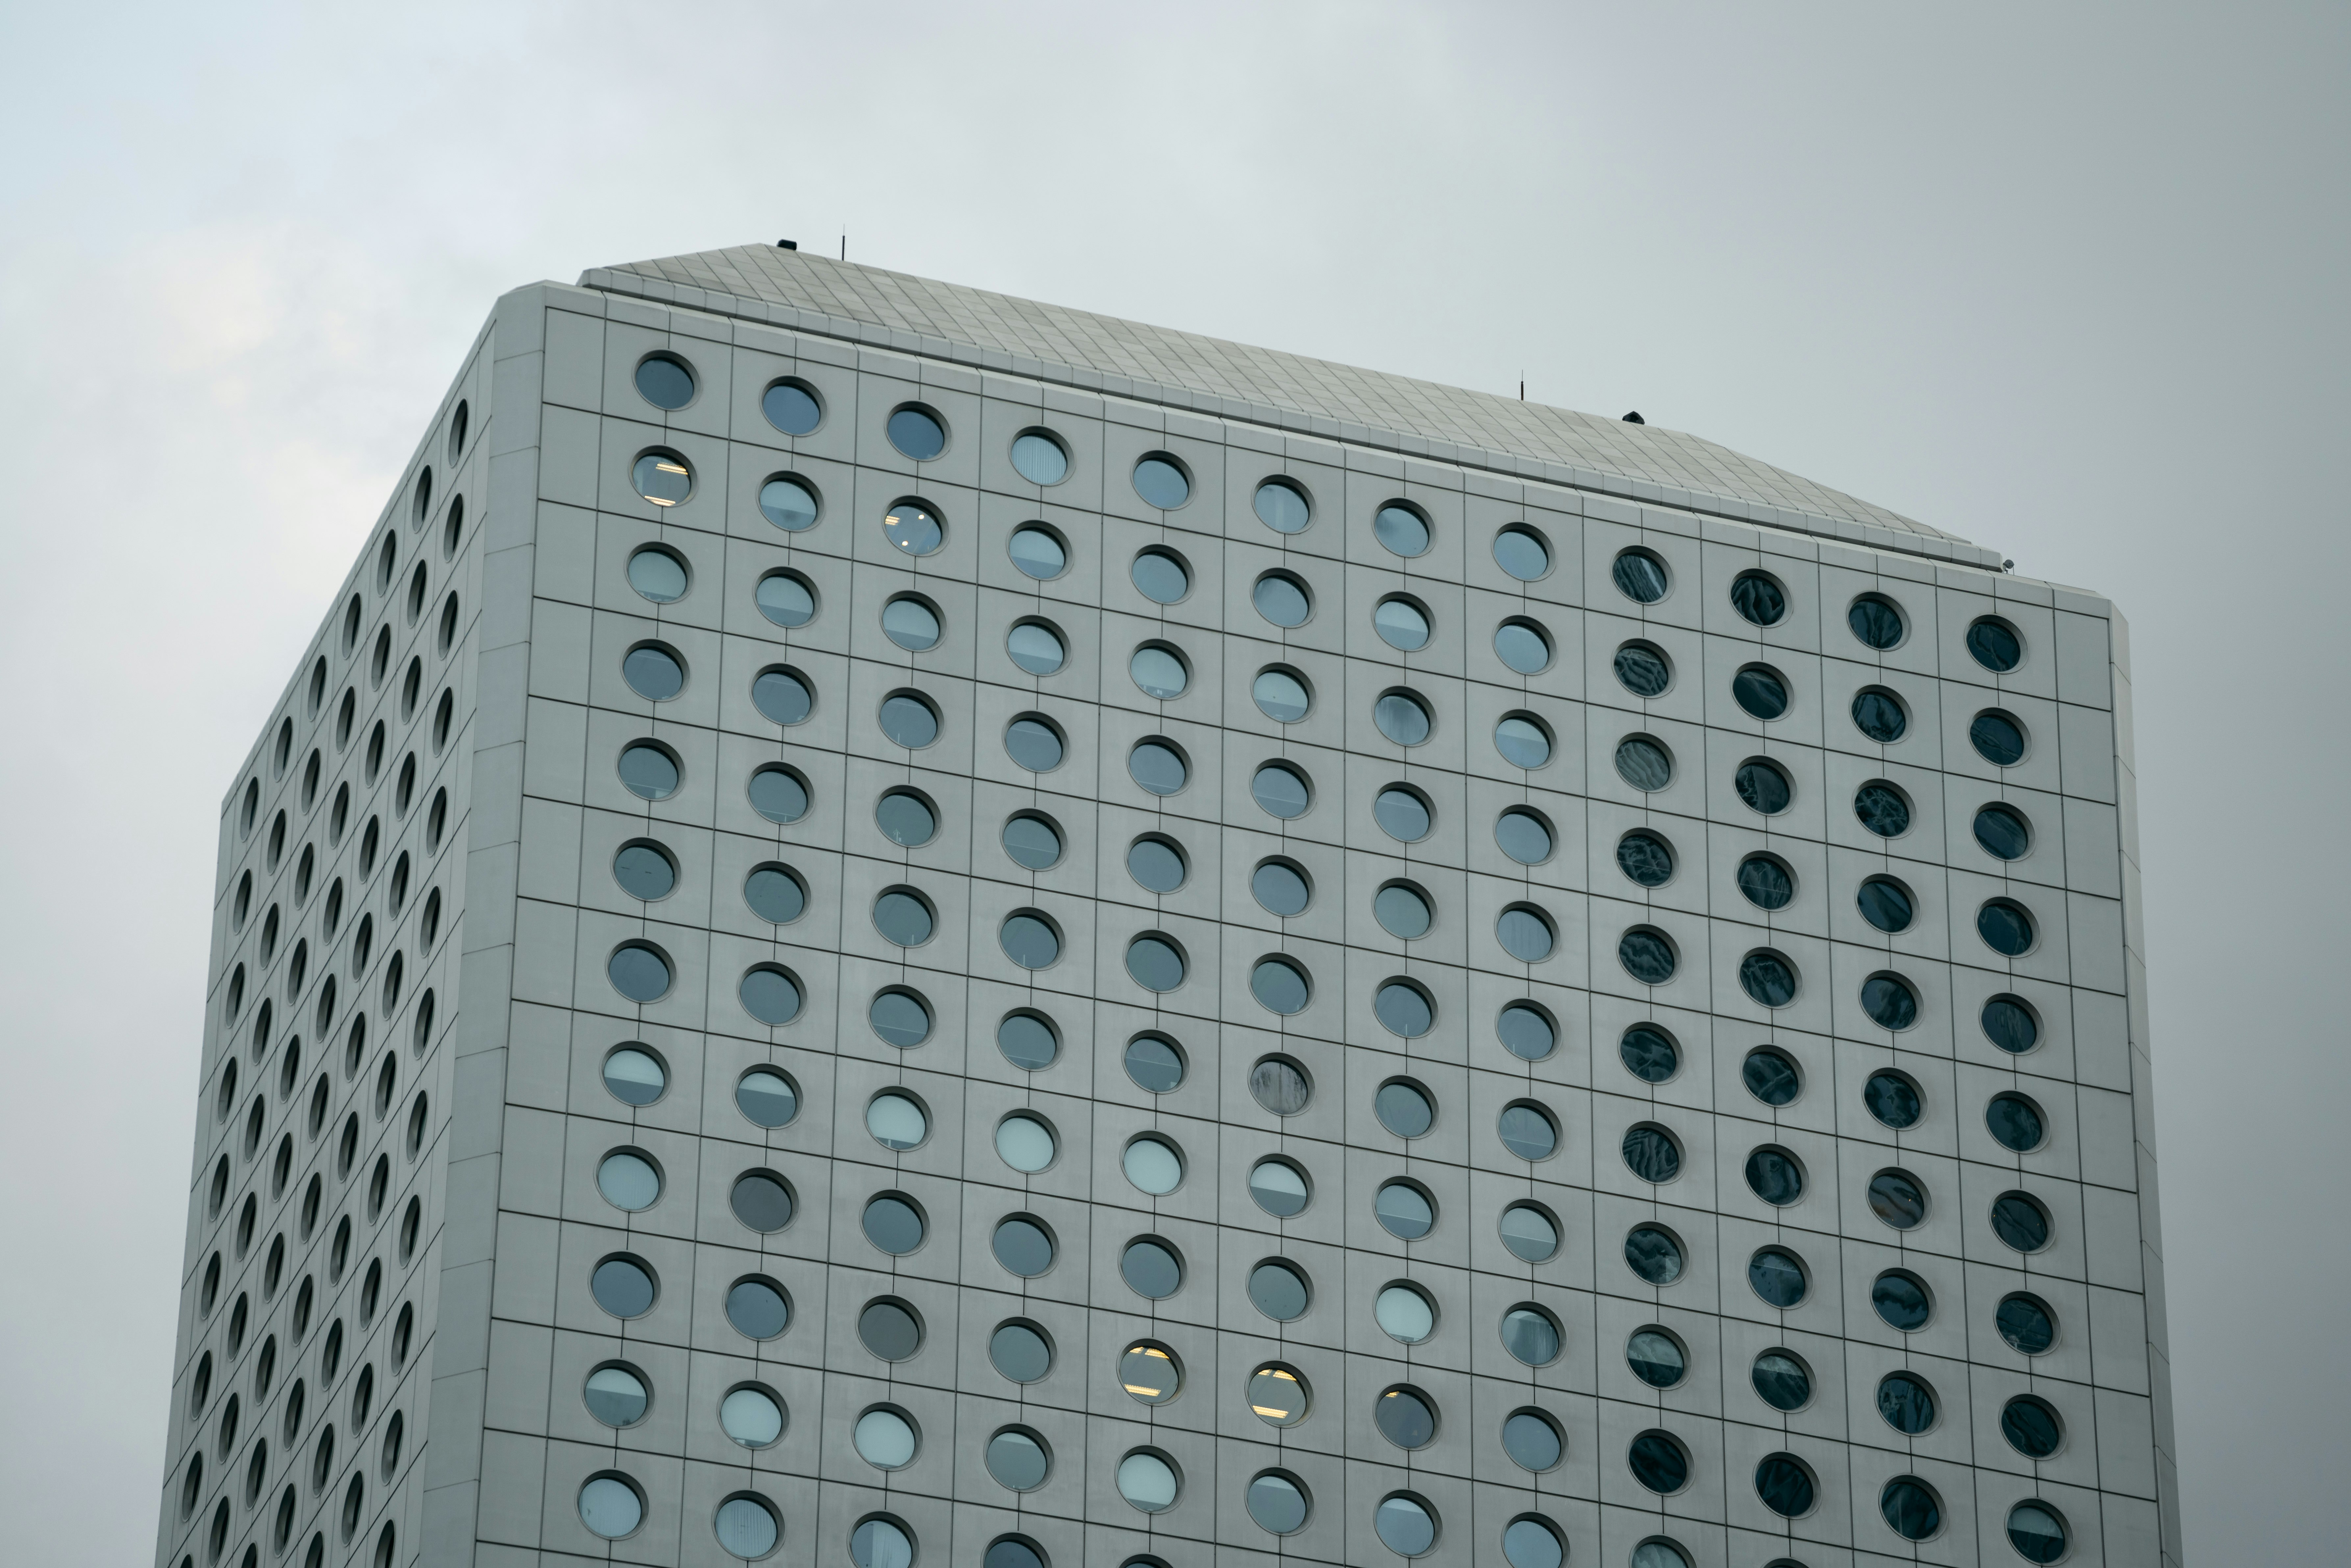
[159,245,2181,1568]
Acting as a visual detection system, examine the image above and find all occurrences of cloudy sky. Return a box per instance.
[1,2,2342,1561]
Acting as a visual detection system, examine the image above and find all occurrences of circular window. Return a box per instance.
[718,1385,785,1450]
[1500,1002,1557,1061]
[1625,1224,1684,1285]
[1627,1431,1689,1494]
[1375,1179,1435,1239]
[1373,881,1431,939]
[747,765,809,824]
[625,546,688,604]
[1245,1470,1309,1535]
[754,570,816,629]
[1979,898,2036,955]
[1853,685,1908,743]
[616,741,679,801]
[851,1406,914,1469]
[1120,1238,1182,1299]
[1969,616,2024,671]
[1752,1350,1812,1411]
[1872,1269,1934,1330]
[1742,1047,1801,1106]
[596,1151,661,1211]
[1618,926,1675,983]
[996,1010,1058,1071]
[1245,1363,1309,1428]
[1125,934,1186,993]
[762,379,821,435]
[1003,713,1062,771]
[1253,478,1311,532]
[584,1364,649,1427]
[1122,1135,1182,1194]
[726,1278,790,1340]
[1612,548,1668,602]
[1738,949,1799,1008]
[578,1474,644,1540]
[1868,1168,1928,1230]
[602,1046,666,1107]
[1849,594,1906,650]
[714,1496,779,1559]
[1374,1078,1434,1138]
[1374,688,1431,744]
[1754,1453,1817,1519]
[1376,1493,1439,1557]
[1375,979,1434,1037]
[590,1256,656,1318]
[1499,905,1555,962]
[1375,784,1431,840]
[736,1069,798,1128]
[1857,875,1915,932]
[1007,523,1065,579]
[1253,570,1311,627]
[1612,833,1672,890]
[612,841,675,901]
[1252,666,1312,723]
[1009,430,1067,485]
[1002,811,1062,868]
[1627,1329,1686,1389]
[886,405,945,460]
[850,1518,915,1568]
[1499,1102,1557,1160]
[1373,1283,1435,1344]
[1499,1202,1558,1262]
[1132,454,1189,509]
[1984,994,2040,1053]
[1126,738,1187,796]
[1864,1070,1922,1129]
[607,943,671,1004]
[1993,1189,2053,1252]
[1622,1124,1682,1183]
[1493,713,1551,769]
[1248,1157,1310,1217]
[861,1194,926,1256]
[999,910,1060,970]
[991,1215,1056,1277]
[751,667,811,726]
[866,1093,927,1152]
[1613,641,1671,697]
[1620,1024,1678,1083]
[872,888,933,948]
[1736,757,1791,813]
[757,475,818,532]
[1495,808,1553,865]
[985,1426,1051,1492]
[2007,1501,2069,1564]
[2000,1291,2058,1355]
[1248,761,1310,818]
[1118,1342,1180,1404]
[1247,1259,1310,1320]
[988,1321,1052,1383]
[1494,526,1550,581]
[621,643,684,702]
[1988,1091,2047,1152]
[1251,956,1311,1013]
[880,596,939,652]
[2002,1395,2064,1458]
[1250,1056,1312,1115]
[1975,802,2032,859]
[1494,618,1551,674]
[1375,500,1431,556]
[1130,547,1189,603]
[1131,643,1188,700]
[873,789,937,849]
[868,988,932,1048]
[880,498,943,557]
[1749,1247,1808,1308]
[1861,972,1919,1030]
[1733,664,1788,720]
[1880,1477,1942,1542]
[856,1299,922,1361]
[1609,735,1672,793]
[730,1172,794,1233]
[1374,594,1430,650]
[630,451,692,507]
[1855,780,1912,836]
[1731,570,1787,625]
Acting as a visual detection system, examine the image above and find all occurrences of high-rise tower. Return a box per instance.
[161,246,2180,1568]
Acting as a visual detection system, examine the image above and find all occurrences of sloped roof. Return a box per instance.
[584,243,1983,561]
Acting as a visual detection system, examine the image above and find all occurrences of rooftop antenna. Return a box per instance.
[1519,378,1524,400]
[841,235,846,260]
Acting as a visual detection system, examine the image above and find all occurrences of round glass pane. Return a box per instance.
[617,743,678,800]
[1745,1147,1805,1205]
[1627,1330,1685,1388]
[862,1196,924,1255]
[758,477,818,532]
[1249,1158,1309,1217]
[1132,456,1189,508]
[1004,717,1061,770]
[1495,620,1550,674]
[1254,480,1311,532]
[1009,432,1066,485]
[1984,995,2040,1052]
[715,1497,778,1558]
[1500,1203,1558,1262]
[1499,1411,1562,1475]
[1988,1092,2046,1151]
[752,669,811,726]
[1130,549,1189,603]
[1849,596,1905,649]
[1731,571,1786,625]
[608,843,671,900]
[886,408,945,460]
[734,1069,800,1131]
[1248,1261,1308,1320]
[849,1519,913,1568]
[1629,1433,1689,1494]
[1625,1225,1684,1284]
[991,1217,1055,1277]
[1251,958,1310,1013]
[1749,1248,1808,1308]
[1742,1048,1800,1106]
[986,1428,1050,1490]
[631,452,692,507]
[1125,936,1186,992]
[1881,1479,1942,1542]
[1375,1285,1435,1343]
[1500,1004,1557,1061]
[1621,1025,1678,1083]
[717,1387,783,1449]
[1618,927,1673,983]
[1495,809,1552,864]
[866,1093,926,1152]
[1970,618,2024,671]
[726,1279,789,1339]
[603,1047,665,1106]
[1853,686,1907,742]
[872,792,936,850]
[1732,664,1788,720]
[1375,786,1430,840]
[1002,812,1062,868]
[1501,1307,1560,1365]
[1000,913,1059,969]
[1614,736,1672,791]
[1497,906,1552,962]
[1857,973,1916,1031]
[1868,1169,1928,1229]
[1120,1239,1182,1298]
[1613,643,1671,697]
[591,1257,655,1318]
[1123,1034,1185,1092]
[1127,740,1187,795]
[1375,503,1429,556]
[1253,668,1311,722]
[1622,1126,1681,1183]
[1250,1057,1311,1115]
[873,890,932,947]
[1253,573,1310,626]
[1493,527,1549,580]
[1246,1472,1308,1534]
[853,1407,914,1467]
[585,1365,647,1426]
[2003,1398,2063,1458]
[1247,1364,1309,1426]
[1755,1454,1816,1518]
[1376,1494,1437,1556]
[1617,831,1673,886]
[2000,1293,2058,1355]
[1752,1351,1811,1410]
[1495,715,1550,768]
[1375,595,1430,650]
[1736,759,1791,813]
[880,599,938,651]
[1975,803,2031,859]
[1612,550,1668,602]
[1374,690,1430,744]
[1374,884,1430,938]
[1858,876,1915,932]
[1375,1180,1434,1239]
[2008,1501,2068,1563]
[997,1012,1058,1071]
[1739,949,1798,1007]
[622,645,684,701]
[1131,645,1188,700]
[1864,1070,1921,1128]
[880,501,942,557]
[1375,981,1433,1036]
[988,1322,1051,1383]
[1118,1343,1179,1404]
[1979,899,2035,955]
[1855,782,1911,836]
[1375,1080,1434,1137]
[762,381,820,435]
[747,766,807,824]
[730,1173,794,1232]
[625,548,687,604]
[579,1477,642,1539]
[755,571,815,627]
[1993,1191,2052,1252]
[1973,709,2028,766]
[597,1152,660,1211]
[1738,851,1793,906]
[1499,1104,1556,1160]
[1505,1520,1565,1568]
[1008,525,1064,579]
[857,1301,921,1361]
[608,944,670,1003]
[1872,1271,1932,1330]
[1122,1137,1182,1194]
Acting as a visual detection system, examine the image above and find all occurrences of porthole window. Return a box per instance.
[1613,548,1669,603]
[1003,713,1062,770]
[1124,1034,1185,1092]
[614,740,675,799]
[2008,1501,2069,1563]
[1880,1477,1943,1542]
[1984,993,2039,1052]
[715,1497,780,1559]
[1864,1070,1923,1128]
[988,1321,1053,1382]
[2003,1396,2064,1458]
[730,1172,796,1233]
[1376,1283,1436,1343]
[1852,685,1908,743]
[1968,616,2023,671]
[631,451,692,507]
[1249,857,1308,913]
[1754,1453,1817,1519]
[880,595,940,651]
[1253,479,1311,533]
[1861,972,1919,1030]
[886,404,946,460]
[1738,949,1800,1008]
[1618,925,1675,983]
[1007,619,1066,676]
[757,474,819,532]
[1130,642,1188,699]
[1627,1431,1690,1495]
[1248,1157,1310,1217]
[597,1150,662,1211]
[749,666,813,726]
[625,546,688,604]
[1374,593,1430,650]
[2000,1292,2058,1354]
[612,840,676,900]
[1751,1349,1812,1410]
[1499,1102,1557,1160]
[1376,1493,1440,1558]
[1125,934,1187,993]
[601,1047,665,1107]
[1613,640,1671,697]
[1506,1520,1567,1568]
[1118,1450,1182,1514]
[862,1194,926,1255]
[1248,1259,1309,1320]
[1494,617,1552,674]
[880,498,943,557]
[621,642,685,702]
[1733,663,1789,720]
[747,764,809,823]
[1857,874,1915,932]
[878,692,938,748]
[584,1365,649,1427]
[1736,757,1792,813]
[1748,1247,1808,1308]
[1979,898,2036,955]
[1118,1341,1180,1403]
[1373,784,1430,840]
[1848,594,1906,650]
[1002,1114,1063,1175]
[761,378,822,435]
[1495,712,1551,768]
[1373,499,1431,556]
[866,1092,928,1152]
[1131,453,1189,509]
[1737,854,1794,910]
[850,1519,916,1568]
[1619,1023,1678,1083]
[1495,808,1553,864]
[1374,880,1431,938]
[1251,956,1312,1013]
[857,1299,923,1361]
[1622,1124,1682,1182]
[1249,1055,1312,1115]
[1119,1237,1183,1298]
[589,1256,657,1318]
[985,1427,1052,1492]
[1009,430,1067,485]
[1130,547,1189,603]
[1252,570,1312,627]
[607,943,671,1004]
[1500,1305,1562,1365]
[1868,1168,1927,1229]
[1987,1091,2047,1152]
[1500,905,1556,962]
[634,354,694,409]
[578,1475,644,1540]
[1002,810,1063,868]
[739,965,803,1026]
[1129,738,1188,795]
[1616,830,1673,886]
[1373,1078,1435,1138]
[1500,1202,1559,1262]
[869,987,931,1047]
[1493,526,1550,580]
[1247,1363,1309,1426]
[1742,1047,1800,1106]
[1627,1329,1687,1389]
[851,1406,912,1467]
[1253,666,1311,722]
[874,788,937,848]
[996,1009,1059,1070]
[1975,803,2033,862]
[1008,523,1065,579]
[1730,570,1786,625]
[1614,734,1673,791]
[1872,1269,1933,1330]
[1992,1190,2053,1252]
[1855,780,1911,836]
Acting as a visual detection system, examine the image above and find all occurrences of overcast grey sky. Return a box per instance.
[2,2,2343,1561]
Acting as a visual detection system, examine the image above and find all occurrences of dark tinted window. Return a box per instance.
[634,355,694,409]
[1971,710,2027,766]
[622,645,684,701]
[591,1257,656,1317]
[1974,804,2030,858]
[1620,1026,1677,1083]
[1878,1372,1936,1434]
[1624,1225,1683,1284]
[1622,1126,1681,1183]
[997,1012,1058,1071]
[1742,1048,1799,1106]
[1613,642,1671,697]
[1968,618,2023,671]
[989,1322,1052,1382]
[992,1217,1055,1277]
[762,381,821,435]
[1852,687,1907,742]
[1736,759,1790,813]
[1857,876,1914,932]
[1987,1092,2045,1151]
[1881,1480,1941,1542]
[1612,550,1668,602]
[1617,831,1674,886]
[1854,782,1910,836]
[1730,571,1786,626]
[1615,737,1673,791]
[1739,950,1798,1008]
[617,743,677,800]
[726,1278,790,1339]
[1872,1271,1932,1330]
[1748,1248,1808,1308]
[1848,595,1904,649]
[1984,995,2040,1052]
[2003,1400,2064,1460]
[862,1196,925,1255]
[1868,1169,1928,1229]
[1978,899,2035,955]
[1124,1035,1185,1092]
[1864,1071,1923,1128]
[1744,1147,1804,1205]
[1861,973,1919,1030]
[748,766,808,823]
[858,1300,921,1360]
[1120,1239,1182,1298]
[1992,1191,2052,1252]
[1004,717,1061,771]
[731,1174,794,1232]
[886,407,945,460]
[1999,1293,2057,1354]
[1752,1351,1811,1410]
[1755,1454,1816,1519]
[1732,665,1788,720]
[1737,855,1793,909]
[1627,1432,1688,1493]
[1618,928,1674,983]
